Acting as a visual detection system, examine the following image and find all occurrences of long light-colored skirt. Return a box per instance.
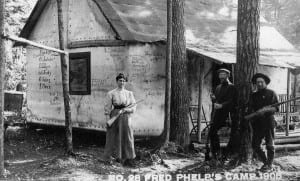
[103,109,136,161]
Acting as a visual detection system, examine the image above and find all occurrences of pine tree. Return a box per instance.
[170,0,190,149]
[235,0,260,163]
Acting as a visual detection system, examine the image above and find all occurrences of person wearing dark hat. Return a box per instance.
[103,73,137,167]
[248,73,279,171]
[209,67,237,160]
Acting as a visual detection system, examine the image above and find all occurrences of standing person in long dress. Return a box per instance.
[103,73,137,167]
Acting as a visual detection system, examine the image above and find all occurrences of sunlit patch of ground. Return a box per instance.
[2,126,300,181]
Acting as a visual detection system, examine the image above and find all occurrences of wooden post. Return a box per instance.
[292,73,297,111]
[286,69,291,136]
[0,0,5,175]
[197,58,204,142]
[57,0,73,154]
[163,0,172,144]
[293,74,297,98]
[150,0,172,153]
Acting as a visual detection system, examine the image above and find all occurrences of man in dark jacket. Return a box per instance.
[248,73,279,171]
[209,67,237,159]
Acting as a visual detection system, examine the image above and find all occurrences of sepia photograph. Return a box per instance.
[0,0,300,180]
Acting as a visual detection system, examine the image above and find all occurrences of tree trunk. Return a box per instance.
[234,0,260,163]
[0,0,5,175]
[170,0,190,149]
[56,0,73,155]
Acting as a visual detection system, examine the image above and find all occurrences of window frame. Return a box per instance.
[69,52,91,95]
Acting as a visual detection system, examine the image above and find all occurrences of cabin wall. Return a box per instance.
[26,0,66,126]
[27,44,166,136]
[258,65,288,95]
[26,0,166,136]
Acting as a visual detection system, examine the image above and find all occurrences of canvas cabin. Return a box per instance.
[17,0,300,140]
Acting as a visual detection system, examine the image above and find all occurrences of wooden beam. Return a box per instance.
[68,40,126,48]
[0,0,5,176]
[286,69,291,136]
[57,0,73,154]
[197,58,205,142]
[2,34,68,55]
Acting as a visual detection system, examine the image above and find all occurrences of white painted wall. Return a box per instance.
[26,0,166,136]
[27,44,166,136]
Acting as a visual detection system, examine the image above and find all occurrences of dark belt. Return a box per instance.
[114,105,126,109]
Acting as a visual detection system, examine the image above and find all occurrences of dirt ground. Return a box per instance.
[1,126,300,181]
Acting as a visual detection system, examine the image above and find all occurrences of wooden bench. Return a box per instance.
[3,91,25,130]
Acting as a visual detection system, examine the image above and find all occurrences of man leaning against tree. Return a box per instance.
[248,73,279,172]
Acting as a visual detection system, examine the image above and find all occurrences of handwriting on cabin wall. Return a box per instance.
[34,49,62,105]
[91,47,165,96]
[37,49,55,90]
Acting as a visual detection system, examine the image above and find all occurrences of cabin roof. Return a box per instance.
[18,0,300,68]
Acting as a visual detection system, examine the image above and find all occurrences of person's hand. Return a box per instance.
[122,108,131,113]
[210,93,216,101]
[105,115,110,121]
[260,106,276,114]
[256,108,263,116]
[257,107,269,116]
[118,109,125,114]
[214,103,223,110]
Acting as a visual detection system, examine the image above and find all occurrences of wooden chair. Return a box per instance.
[189,105,209,138]
[189,105,232,143]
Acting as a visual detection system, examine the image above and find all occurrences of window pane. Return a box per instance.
[69,52,91,95]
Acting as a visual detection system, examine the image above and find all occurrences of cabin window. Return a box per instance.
[69,52,91,95]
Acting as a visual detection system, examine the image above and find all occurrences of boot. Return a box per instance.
[260,164,272,172]
[256,150,267,164]
[259,149,274,172]
[267,148,275,168]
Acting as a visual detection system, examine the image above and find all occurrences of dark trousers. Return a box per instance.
[209,118,226,158]
[252,120,275,165]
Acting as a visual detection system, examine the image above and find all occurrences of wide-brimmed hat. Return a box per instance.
[217,68,231,74]
[116,73,128,82]
[251,73,270,85]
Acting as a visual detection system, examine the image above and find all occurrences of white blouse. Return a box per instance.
[104,88,136,115]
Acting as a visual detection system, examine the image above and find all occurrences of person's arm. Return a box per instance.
[260,91,279,115]
[219,86,237,109]
[212,86,223,109]
[123,91,136,113]
[256,91,279,116]
[247,93,255,114]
